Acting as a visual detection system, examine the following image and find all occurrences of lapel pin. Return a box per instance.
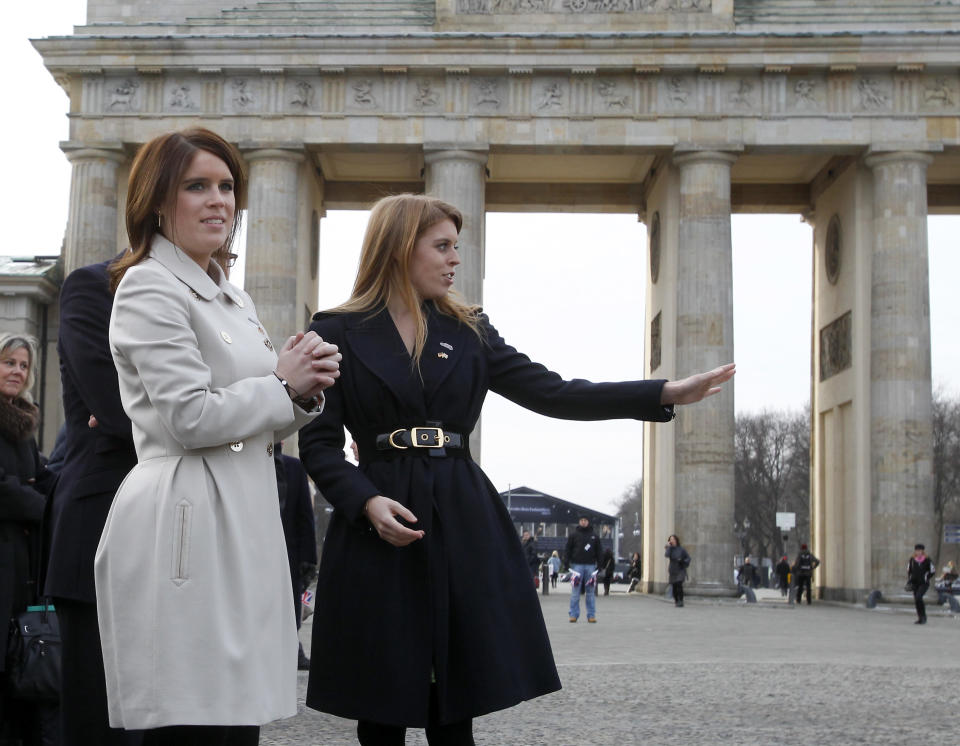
[438,352,448,359]
[440,342,453,350]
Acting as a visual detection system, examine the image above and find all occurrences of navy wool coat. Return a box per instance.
[299,305,674,727]
[45,260,137,604]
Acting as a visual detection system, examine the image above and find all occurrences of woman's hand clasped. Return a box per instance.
[275,331,342,399]
[363,495,425,547]
[660,363,736,406]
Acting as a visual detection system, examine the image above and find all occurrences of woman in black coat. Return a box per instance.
[0,333,57,744]
[599,548,615,596]
[298,194,735,745]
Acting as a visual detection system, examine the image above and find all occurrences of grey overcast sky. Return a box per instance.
[5,2,958,514]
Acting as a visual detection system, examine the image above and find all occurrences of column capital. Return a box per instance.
[423,145,489,167]
[672,146,742,168]
[863,149,934,170]
[60,141,126,164]
[241,146,306,164]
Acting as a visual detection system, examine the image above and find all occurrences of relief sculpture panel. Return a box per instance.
[457,0,709,13]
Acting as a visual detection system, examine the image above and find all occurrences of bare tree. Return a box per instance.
[734,408,810,561]
[933,389,960,563]
[613,478,643,559]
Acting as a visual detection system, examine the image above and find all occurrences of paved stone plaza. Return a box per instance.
[262,586,957,745]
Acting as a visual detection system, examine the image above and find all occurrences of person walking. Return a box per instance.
[792,544,820,605]
[907,543,936,625]
[565,515,603,623]
[296,193,735,744]
[599,548,615,596]
[0,333,58,746]
[547,551,561,589]
[665,534,691,607]
[93,128,341,744]
[521,530,540,584]
[737,557,757,591]
[43,259,144,746]
[775,555,791,597]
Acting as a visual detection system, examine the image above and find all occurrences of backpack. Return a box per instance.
[798,553,813,573]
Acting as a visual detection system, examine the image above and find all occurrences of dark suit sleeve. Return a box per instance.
[58,265,132,440]
[298,316,382,526]
[482,315,674,422]
[287,458,318,565]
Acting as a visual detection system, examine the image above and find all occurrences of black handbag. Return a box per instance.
[6,603,61,701]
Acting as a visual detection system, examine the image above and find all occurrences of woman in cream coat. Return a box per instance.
[94,129,340,744]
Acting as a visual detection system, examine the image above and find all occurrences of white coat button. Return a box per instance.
[229,441,243,452]
[221,331,232,344]
[235,298,245,309]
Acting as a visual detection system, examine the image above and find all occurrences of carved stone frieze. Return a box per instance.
[75,68,960,121]
[457,0,709,12]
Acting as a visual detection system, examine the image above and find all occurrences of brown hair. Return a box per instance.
[108,128,247,291]
[330,194,481,365]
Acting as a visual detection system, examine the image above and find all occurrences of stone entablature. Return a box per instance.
[52,62,960,132]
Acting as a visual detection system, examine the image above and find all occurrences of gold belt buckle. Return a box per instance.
[387,428,409,449]
[411,426,444,448]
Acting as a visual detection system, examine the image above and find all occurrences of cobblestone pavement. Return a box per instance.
[261,586,958,745]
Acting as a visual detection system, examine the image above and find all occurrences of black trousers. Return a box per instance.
[356,686,474,746]
[55,598,143,746]
[141,726,259,746]
[671,581,684,604]
[913,582,929,621]
[796,575,812,604]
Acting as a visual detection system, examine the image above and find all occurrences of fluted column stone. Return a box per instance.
[864,150,934,596]
[424,146,488,463]
[672,149,738,595]
[244,148,304,345]
[63,144,125,274]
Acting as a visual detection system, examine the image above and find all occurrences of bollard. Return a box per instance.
[541,563,550,596]
[865,589,882,609]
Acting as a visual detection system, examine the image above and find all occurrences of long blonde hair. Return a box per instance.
[331,194,482,364]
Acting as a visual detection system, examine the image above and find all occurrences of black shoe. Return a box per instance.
[677,600,684,607]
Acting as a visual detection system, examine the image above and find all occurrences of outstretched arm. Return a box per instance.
[660,363,736,406]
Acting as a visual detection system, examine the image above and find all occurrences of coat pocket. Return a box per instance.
[171,499,193,586]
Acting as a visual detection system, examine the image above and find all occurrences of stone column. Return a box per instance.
[244,148,304,344]
[63,144,126,274]
[672,149,738,595]
[864,150,934,596]
[424,146,488,462]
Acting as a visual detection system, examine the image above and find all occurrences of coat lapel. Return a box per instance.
[421,306,473,403]
[346,308,426,417]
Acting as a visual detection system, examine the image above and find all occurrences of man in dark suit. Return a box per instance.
[43,259,142,745]
[274,443,318,670]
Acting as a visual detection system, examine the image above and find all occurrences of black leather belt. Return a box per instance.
[372,425,468,459]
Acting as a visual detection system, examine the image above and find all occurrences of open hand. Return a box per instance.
[363,495,425,547]
[660,363,736,406]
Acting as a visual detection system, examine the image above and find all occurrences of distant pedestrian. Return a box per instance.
[627,551,642,593]
[599,548,615,596]
[548,550,561,589]
[665,534,691,607]
[792,544,820,605]
[565,515,603,622]
[907,543,935,625]
[521,530,540,583]
[737,557,757,591]
[775,555,791,597]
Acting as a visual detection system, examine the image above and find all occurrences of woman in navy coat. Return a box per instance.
[299,194,734,744]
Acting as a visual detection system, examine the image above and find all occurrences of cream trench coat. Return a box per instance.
[95,236,319,729]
